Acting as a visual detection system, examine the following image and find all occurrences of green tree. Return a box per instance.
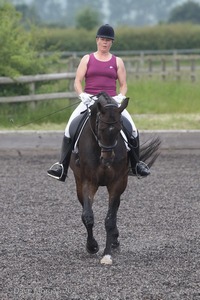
[75,7,100,30]
[0,2,47,77]
[0,1,58,96]
[15,4,40,27]
[168,1,200,24]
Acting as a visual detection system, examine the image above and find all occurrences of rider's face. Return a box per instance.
[96,37,113,52]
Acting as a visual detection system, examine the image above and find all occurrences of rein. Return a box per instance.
[17,101,80,128]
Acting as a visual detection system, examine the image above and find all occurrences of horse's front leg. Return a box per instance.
[82,199,99,254]
[101,195,120,265]
[79,184,99,254]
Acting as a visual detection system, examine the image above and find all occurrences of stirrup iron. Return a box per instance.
[48,162,64,179]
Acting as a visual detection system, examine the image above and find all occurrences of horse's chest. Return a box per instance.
[96,165,116,185]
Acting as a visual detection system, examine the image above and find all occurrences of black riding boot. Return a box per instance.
[129,133,150,177]
[47,136,73,182]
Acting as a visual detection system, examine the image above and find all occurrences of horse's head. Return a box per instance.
[96,92,129,166]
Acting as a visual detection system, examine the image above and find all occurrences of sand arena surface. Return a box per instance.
[0,130,199,299]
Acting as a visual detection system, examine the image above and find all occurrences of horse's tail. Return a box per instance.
[140,136,162,168]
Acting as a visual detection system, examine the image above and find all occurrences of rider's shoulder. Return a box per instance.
[81,54,90,64]
[116,56,125,68]
[116,56,124,63]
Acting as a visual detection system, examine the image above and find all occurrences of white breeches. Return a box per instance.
[122,109,137,138]
[64,102,87,137]
[64,102,137,138]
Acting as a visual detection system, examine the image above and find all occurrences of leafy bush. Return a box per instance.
[37,27,97,52]
[113,24,200,50]
[35,23,200,52]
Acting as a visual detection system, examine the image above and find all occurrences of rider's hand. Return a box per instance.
[113,93,126,104]
[79,92,93,105]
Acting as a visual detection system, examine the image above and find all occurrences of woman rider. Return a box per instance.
[47,24,150,181]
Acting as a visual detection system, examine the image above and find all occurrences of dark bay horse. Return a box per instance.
[70,92,160,265]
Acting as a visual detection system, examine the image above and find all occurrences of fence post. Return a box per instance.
[148,58,152,77]
[175,59,180,80]
[190,59,196,82]
[135,59,140,79]
[161,58,166,80]
[29,82,36,109]
[140,51,144,69]
[67,56,80,107]
[67,56,80,90]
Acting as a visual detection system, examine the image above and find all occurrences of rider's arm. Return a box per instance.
[116,57,127,96]
[74,54,89,95]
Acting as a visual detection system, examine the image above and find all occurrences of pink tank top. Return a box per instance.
[84,53,118,96]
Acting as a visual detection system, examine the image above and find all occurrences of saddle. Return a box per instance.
[69,111,88,141]
[69,111,132,152]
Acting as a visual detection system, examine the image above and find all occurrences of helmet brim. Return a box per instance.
[96,35,114,40]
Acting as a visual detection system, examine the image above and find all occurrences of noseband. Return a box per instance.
[98,140,118,152]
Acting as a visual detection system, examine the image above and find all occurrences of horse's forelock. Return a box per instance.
[97,92,116,106]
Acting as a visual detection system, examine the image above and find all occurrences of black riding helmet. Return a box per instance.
[96,24,115,40]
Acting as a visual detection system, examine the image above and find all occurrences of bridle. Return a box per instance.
[95,103,122,153]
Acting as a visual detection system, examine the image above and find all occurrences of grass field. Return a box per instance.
[0,78,200,130]
[127,77,200,113]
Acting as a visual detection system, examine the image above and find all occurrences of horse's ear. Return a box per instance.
[118,97,129,113]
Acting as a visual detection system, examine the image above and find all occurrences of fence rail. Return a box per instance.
[42,49,200,58]
[1,51,200,104]
[0,92,77,103]
[0,73,77,104]
[0,72,76,84]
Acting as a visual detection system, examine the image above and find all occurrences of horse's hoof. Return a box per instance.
[86,240,99,254]
[100,255,113,265]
